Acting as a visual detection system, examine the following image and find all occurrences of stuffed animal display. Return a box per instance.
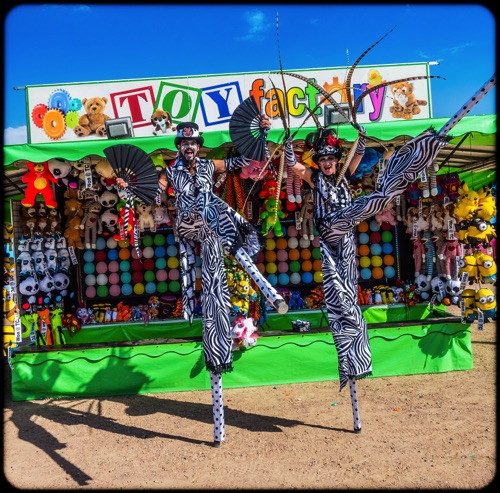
[21,161,58,208]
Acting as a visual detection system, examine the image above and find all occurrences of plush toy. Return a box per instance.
[438,237,463,280]
[47,158,72,186]
[57,248,71,273]
[258,177,283,201]
[476,183,496,222]
[81,201,103,249]
[474,287,496,322]
[465,218,496,248]
[153,204,172,229]
[229,277,258,317]
[443,278,463,306]
[115,301,132,322]
[20,205,38,239]
[34,201,49,238]
[73,96,111,137]
[459,254,479,284]
[230,315,259,351]
[240,160,268,181]
[64,197,84,220]
[453,182,479,220]
[299,189,315,240]
[94,158,116,188]
[430,274,448,304]
[136,202,156,232]
[21,161,58,208]
[100,209,120,235]
[47,207,63,238]
[150,109,176,135]
[260,197,286,237]
[475,251,497,284]
[411,234,426,278]
[63,215,84,250]
[99,190,120,210]
[460,288,477,322]
[284,167,302,204]
[375,201,398,226]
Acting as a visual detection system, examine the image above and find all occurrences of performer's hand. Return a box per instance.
[260,114,271,136]
[354,123,366,134]
[116,177,128,188]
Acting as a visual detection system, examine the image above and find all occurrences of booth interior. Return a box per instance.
[3,95,496,402]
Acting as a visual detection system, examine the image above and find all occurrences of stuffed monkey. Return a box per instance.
[81,201,103,249]
[299,189,314,240]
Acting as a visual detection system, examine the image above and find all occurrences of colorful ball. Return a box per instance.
[144,270,156,282]
[108,260,119,273]
[265,238,276,251]
[290,272,301,284]
[301,248,311,260]
[143,258,155,271]
[288,248,300,261]
[167,256,179,269]
[85,286,96,298]
[169,280,181,292]
[369,220,381,231]
[276,249,288,262]
[370,243,382,256]
[301,271,313,283]
[132,271,144,283]
[166,233,176,245]
[275,237,288,250]
[145,282,157,294]
[131,247,143,259]
[108,272,120,284]
[143,246,155,258]
[85,274,96,286]
[267,273,278,286]
[312,247,321,259]
[131,259,143,271]
[359,256,371,268]
[154,233,166,246]
[360,267,372,280]
[95,250,107,262]
[372,266,384,279]
[311,236,320,247]
[165,245,176,257]
[266,262,277,274]
[95,262,107,274]
[195,256,202,267]
[257,263,265,274]
[381,230,393,243]
[384,265,396,278]
[287,237,299,249]
[156,269,168,281]
[358,232,369,244]
[107,249,118,261]
[313,259,322,271]
[302,260,313,272]
[358,221,369,233]
[83,250,95,262]
[118,238,130,248]
[371,255,383,267]
[156,281,168,293]
[96,273,108,286]
[119,260,131,272]
[142,235,154,247]
[382,242,394,254]
[109,284,121,297]
[96,285,109,297]
[289,260,301,273]
[299,237,311,249]
[120,271,132,283]
[119,248,130,260]
[287,224,298,237]
[83,263,95,274]
[133,283,145,295]
[278,261,289,273]
[96,237,106,250]
[383,254,395,266]
[106,237,118,249]
[358,244,370,256]
[256,251,265,263]
[121,283,133,296]
[278,273,290,285]
[265,250,277,263]
[370,231,381,244]
[313,271,323,283]
[381,221,392,231]
[169,268,180,281]
[155,257,167,269]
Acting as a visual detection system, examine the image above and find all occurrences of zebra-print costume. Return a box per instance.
[165,156,287,373]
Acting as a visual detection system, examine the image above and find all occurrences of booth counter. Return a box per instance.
[8,304,473,401]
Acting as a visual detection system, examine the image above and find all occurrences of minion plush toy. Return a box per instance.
[475,287,497,322]
[460,288,477,323]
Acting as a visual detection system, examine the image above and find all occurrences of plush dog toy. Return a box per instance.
[150,109,176,136]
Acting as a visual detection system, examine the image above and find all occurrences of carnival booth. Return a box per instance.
[3,64,496,400]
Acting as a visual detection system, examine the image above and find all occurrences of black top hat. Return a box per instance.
[307,129,343,164]
[174,122,204,147]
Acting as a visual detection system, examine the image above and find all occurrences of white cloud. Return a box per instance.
[4,126,28,145]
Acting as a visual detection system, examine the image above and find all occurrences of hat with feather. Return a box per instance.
[306,128,343,164]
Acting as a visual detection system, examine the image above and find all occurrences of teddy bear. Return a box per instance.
[375,201,398,227]
[136,202,156,232]
[21,161,58,208]
[81,201,103,249]
[63,197,85,221]
[299,189,315,240]
[73,96,111,138]
[260,197,286,237]
[150,109,176,136]
[63,215,84,250]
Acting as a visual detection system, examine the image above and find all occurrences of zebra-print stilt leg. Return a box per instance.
[210,371,225,447]
[233,248,288,314]
[349,376,362,433]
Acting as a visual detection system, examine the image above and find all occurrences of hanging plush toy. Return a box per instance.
[63,215,84,250]
[230,315,259,351]
[81,200,103,249]
[453,182,479,221]
[475,287,496,322]
[21,161,58,208]
[299,189,315,240]
[260,197,286,237]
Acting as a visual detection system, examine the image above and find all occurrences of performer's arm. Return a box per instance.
[348,126,366,176]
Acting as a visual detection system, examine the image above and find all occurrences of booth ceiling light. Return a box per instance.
[105,117,134,139]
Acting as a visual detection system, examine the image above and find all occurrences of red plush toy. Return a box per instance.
[21,161,58,208]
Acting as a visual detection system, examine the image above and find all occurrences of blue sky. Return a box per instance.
[4,4,496,145]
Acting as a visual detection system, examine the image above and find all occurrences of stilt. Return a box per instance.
[210,371,225,446]
[349,376,362,433]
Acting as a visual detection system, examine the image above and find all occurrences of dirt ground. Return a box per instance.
[2,303,496,490]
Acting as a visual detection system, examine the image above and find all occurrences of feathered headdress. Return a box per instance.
[305,128,343,164]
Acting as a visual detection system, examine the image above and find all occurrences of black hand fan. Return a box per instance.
[104,144,159,204]
[229,97,267,162]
